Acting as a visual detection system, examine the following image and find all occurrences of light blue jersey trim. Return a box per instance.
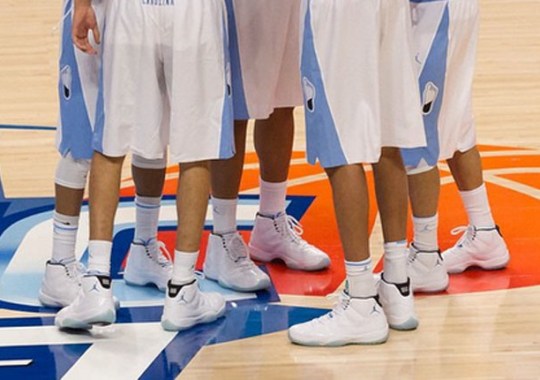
[401,2,450,168]
[225,0,249,121]
[301,1,347,168]
[92,23,106,154]
[219,11,236,160]
[58,0,94,160]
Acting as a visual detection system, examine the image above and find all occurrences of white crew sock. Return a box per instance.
[211,197,237,235]
[259,179,287,216]
[51,212,79,264]
[345,258,377,298]
[459,184,495,228]
[134,195,161,243]
[412,214,439,251]
[383,241,408,284]
[171,250,199,285]
[87,240,112,276]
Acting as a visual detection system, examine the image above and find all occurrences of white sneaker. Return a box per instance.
[288,291,389,346]
[124,239,173,292]
[407,245,449,293]
[55,275,116,330]
[39,260,85,307]
[249,213,330,271]
[204,232,271,292]
[161,280,226,332]
[377,275,418,331]
[443,225,510,274]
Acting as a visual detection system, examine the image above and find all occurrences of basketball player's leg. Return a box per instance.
[39,156,89,308]
[249,107,330,271]
[160,0,235,331]
[40,0,100,308]
[123,156,172,292]
[288,0,392,347]
[204,120,271,292]
[405,166,449,292]
[443,147,509,272]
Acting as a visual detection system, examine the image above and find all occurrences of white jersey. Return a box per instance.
[94,0,234,163]
[56,0,104,160]
[301,0,425,168]
[226,0,303,120]
[402,0,478,168]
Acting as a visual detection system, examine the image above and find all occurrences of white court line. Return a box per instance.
[0,360,32,367]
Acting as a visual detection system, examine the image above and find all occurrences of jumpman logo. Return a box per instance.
[89,282,100,293]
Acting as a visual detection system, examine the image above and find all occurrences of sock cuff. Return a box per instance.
[211,197,238,206]
[459,183,487,198]
[53,211,80,227]
[412,214,438,224]
[260,178,287,190]
[174,250,199,257]
[135,195,161,207]
[89,240,113,251]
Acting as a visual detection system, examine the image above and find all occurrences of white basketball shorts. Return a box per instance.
[401,0,478,169]
[94,0,235,163]
[301,0,425,168]
[226,0,303,120]
[57,0,105,160]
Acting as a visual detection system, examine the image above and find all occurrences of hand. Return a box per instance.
[72,1,100,55]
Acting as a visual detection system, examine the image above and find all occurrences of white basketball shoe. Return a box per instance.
[288,291,389,346]
[249,212,330,271]
[377,275,419,331]
[55,275,116,330]
[443,225,510,274]
[407,244,449,293]
[204,232,271,292]
[124,239,173,292]
[39,259,85,308]
[161,280,226,332]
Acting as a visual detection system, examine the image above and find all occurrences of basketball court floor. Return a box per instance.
[0,1,539,378]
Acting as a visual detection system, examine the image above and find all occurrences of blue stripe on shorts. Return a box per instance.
[301,0,347,169]
[401,2,450,168]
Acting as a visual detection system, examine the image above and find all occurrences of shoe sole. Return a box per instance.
[124,272,167,292]
[446,252,510,274]
[38,290,70,308]
[288,331,389,347]
[249,246,329,272]
[389,317,419,331]
[161,304,226,332]
[56,309,116,330]
[203,264,271,292]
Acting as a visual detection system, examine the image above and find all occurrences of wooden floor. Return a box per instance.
[0,1,539,379]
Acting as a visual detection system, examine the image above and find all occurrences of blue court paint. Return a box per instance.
[0,124,56,131]
[0,344,91,379]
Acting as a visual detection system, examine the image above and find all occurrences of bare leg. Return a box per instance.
[254,107,294,183]
[89,152,125,241]
[55,185,85,217]
[325,164,370,262]
[446,147,483,191]
[176,161,211,252]
[132,166,166,198]
[211,120,248,199]
[407,167,440,218]
[372,147,408,243]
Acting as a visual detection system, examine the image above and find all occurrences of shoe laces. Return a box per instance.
[450,225,477,249]
[278,214,311,248]
[156,241,173,268]
[63,259,86,283]
[315,291,350,323]
[223,234,255,270]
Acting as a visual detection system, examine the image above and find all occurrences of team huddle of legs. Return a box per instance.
[41,0,509,345]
